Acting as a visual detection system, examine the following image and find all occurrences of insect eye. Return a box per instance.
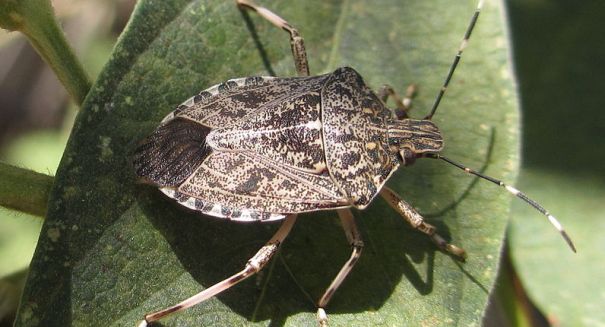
[399,148,417,166]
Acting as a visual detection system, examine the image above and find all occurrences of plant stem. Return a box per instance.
[0,0,91,105]
[0,162,54,218]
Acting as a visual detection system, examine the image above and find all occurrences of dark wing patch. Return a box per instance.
[177,151,349,217]
[133,118,211,187]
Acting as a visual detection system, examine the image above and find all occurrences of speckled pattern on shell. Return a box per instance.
[134,67,409,221]
[321,68,400,207]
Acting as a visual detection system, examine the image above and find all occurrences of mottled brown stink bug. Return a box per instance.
[134,0,575,326]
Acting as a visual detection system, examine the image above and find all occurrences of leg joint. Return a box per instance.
[351,240,364,251]
[417,222,436,235]
[247,241,280,271]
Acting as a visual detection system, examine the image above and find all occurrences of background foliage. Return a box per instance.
[506,0,605,326]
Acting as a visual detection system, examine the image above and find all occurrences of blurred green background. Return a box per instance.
[505,1,604,326]
[0,0,602,326]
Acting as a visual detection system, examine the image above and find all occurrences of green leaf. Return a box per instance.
[509,172,605,326]
[16,0,518,326]
[507,1,605,326]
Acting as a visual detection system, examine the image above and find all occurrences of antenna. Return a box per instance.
[425,153,577,252]
[425,0,484,120]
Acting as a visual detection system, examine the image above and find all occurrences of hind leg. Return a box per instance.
[139,215,297,326]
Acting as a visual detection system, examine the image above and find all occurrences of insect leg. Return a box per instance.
[379,187,467,259]
[377,84,417,119]
[138,214,297,327]
[237,0,309,76]
[316,209,364,327]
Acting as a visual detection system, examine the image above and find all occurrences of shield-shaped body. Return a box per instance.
[134,67,440,221]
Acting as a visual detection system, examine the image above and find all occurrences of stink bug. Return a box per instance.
[134,1,575,326]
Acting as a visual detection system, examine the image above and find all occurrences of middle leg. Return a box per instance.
[316,209,364,326]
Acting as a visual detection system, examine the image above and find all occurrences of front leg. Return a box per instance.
[380,187,466,259]
[377,84,417,119]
